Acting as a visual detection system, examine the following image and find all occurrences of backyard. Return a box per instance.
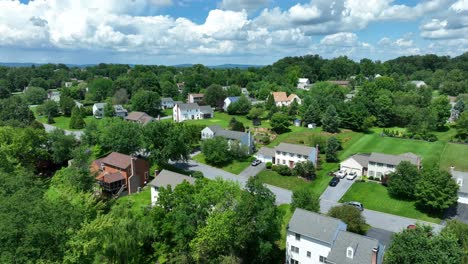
[31,106,96,131]
[115,187,151,214]
[340,182,442,223]
[192,153,254,175]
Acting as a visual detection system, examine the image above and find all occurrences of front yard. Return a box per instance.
[192,153,254,175]
[339,182,442,224]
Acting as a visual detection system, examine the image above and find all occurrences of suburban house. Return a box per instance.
[176,82,185,93]
[92,103,128,118]
[327,80,350,87]
[451,168,468,204]
[91,152,150,195]
[297,78,312,90]
[340,152,421,180]
[114,105,128,118]
[286,208,384,264]
[187,93,204,104]
[126,111,154,125]
[64,81,73,88]
[241,87,249,96]
[201,125,255,153]
[223,96,240,111]
[410,80,427,88]
[161,97,175,109]
[47,91,60,102]
[271,92,302,107]
[173,103,213,122]
[149,169,196,206]
[92,103,106,118]
[255,143,318,168]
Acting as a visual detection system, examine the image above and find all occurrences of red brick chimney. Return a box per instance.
[371,247,378,264]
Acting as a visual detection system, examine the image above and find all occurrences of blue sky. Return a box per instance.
[1,0,467,65]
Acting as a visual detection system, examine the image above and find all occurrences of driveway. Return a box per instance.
[320,177,355,203]
[444,203,468,224]
[366,228,394,248]
[239,163,265,177]
[43,123,84,140]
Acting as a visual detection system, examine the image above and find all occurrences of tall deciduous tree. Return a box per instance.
[387,161,420,199]
[204,84,226,109]
[291,188,320,212]
[59,95,75,117]
[201,136,231,166]
[456,111,468,140]
[270,112,290,134]
[430,96,451,130]
[24,86,47,105]
[321,105,340,133]
[328,205,367,234]
[131,89,161,116]
[292,161,316,180]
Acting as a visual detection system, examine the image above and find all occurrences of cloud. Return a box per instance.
[320,32,358,46]
[218,0,269,12]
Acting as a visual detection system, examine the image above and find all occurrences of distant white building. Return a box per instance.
[173,103,213,122]
[149,170,196,206]
[187,93,204,104]
[114,105,128,118]
[64,82,73,88]
[201,125,255,154]
[223,96,240,112]
[270,92,302,107]
[410,80,427,88]
[48,91,60,102]
[241,87,249,96]
[287,208,384,264]
[161,97,175,109]
[297,78,311,90]
[93,103,106,118]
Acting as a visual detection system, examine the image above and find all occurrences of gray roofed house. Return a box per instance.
[201,125,255,153]
[173,102,214,122]
[369,152,420,166]
[327,231,383,264]
[161,97,175,109]
[257,146,275,157]
[199,105,214,114]
[275,142,315,157]
[177,103,200,111]
[351,153,371,167]
[150,169,196,205]
[288,208,346,245]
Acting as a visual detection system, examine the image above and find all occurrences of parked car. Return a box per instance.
[336,169,347,178]
[344,201,364,211]
[346,171,357,180]
[329,177,340,187]
[251,159,262,166]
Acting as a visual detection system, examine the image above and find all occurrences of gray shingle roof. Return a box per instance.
[257,146,275,157]
[369,152,420,166]
[149,169,196,188]
[161,97,174,102]
[452,170,468,194]
[177,103,200,111]
[199,105,213,113]
[349,154,371,167]
[216,129,245,141]
[207,125,223,133]
[275,143,315,156]
[288,208,345,245]
[327,231,381,264]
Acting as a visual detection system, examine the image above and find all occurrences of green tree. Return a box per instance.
[160,80,179,98]
[59,95,75,116]
[201,137,231,166]
[321,105,340,133]
[415,167,459,213]
[441,220,468,264]
[131,89,161,116]
[47,129,76,164]
[456,111,468,140]
[103,101,115,117]
[265,93,275,110]
[227,95,251,115]
[430,96,451,130]
[229,117,245,132]
[387,161,420,199]
[69,106,85,129]
[292,161,316,180]
[302,101,321,126]
[385,225,463,264]
[24,86,47,105]
[291,188,320,212]
[454,100,465,115]
[328,205,367,234]
[270,112,290,134]
[325,136,340,162]
[112,88,129,105]
[247,106,263,120]
[98,118,142,154]
[204,84,226,109]
[88,78,113,101]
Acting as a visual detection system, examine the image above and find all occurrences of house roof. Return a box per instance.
[216,129,246,141]
[257,146,275,157]
[126,111,153,124]
[287,94,299,101]
[327,231,381,264]
[288,208,345,245]
[177,103,200,111]
[189,93,204,98]
[149,169,196,188]
[298,78,309,83]
[369,152,420,166]
[161,97,174,102]
[199,105,213,113]
[94,103,106,108]
[207,125,223,133]
[275,143,315,156]
[452,170,468,194]
[226,96,240,103]
[101,152,132,169]
[410,80,427,87]
[97,172,125,183]
[271,92,289,102]
[113,105,127,112]
[328,80,349,86]
[348,154,371,167]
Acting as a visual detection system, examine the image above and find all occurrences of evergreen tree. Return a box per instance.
[69,106,85,129]
[321,105,340,133]
[302,101,321,126]
[325,137,340,162]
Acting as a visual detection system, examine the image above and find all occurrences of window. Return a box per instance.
[144,171,149,180]
[290,259,299,264]
[387,164,394,169]
[297,154,302,159]
[319,256,326,262]
[376,172,383,178]
[295,233,301,241]
[304,156,308,159]
[283,160,286,165]
[307,251,311,258]
[277,159,280,164]
[377,163,383,167]
[290,245,299,254]
[347,247,354,259]
[368,170,375,177]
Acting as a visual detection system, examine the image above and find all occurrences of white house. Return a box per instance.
[297,78,311,90]
[340,152,421,180]
[451,168,468,204]
[173,103,213,122]
[287,208,384,264]
[271,92,302,107]
[64,81,73,88]
[201,125,255,154]
[114,105,128,118]
[161,97,175,109]
[223,96,240,112]
[241,87,249,96]
[149,170,196,206]
[47,91,60,102]
[274,143,318,168]
[255,146,276,163]
[93,103,106,118]
[410,80,427,88]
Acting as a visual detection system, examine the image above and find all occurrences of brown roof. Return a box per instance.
[126,111,153,125]
[93,158,104,169]
[97,172,125,183]
[272,92,288,102]
[101,152,131,169]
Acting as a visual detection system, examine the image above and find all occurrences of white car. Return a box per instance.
[336,170,347,178]
[346,171,357,180]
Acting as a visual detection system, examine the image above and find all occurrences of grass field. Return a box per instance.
[440,143,468,171]
[116,187,151,213]
[340,182,442,223]
[192,153,254,175]
[256,162,337,197]
[36,114,96,131]
[278,204,293,250]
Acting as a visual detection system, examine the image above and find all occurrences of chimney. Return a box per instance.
[371,247,378,264]
[128,155,137,194]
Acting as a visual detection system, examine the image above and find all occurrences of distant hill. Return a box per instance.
[0,62,264,69]
[0,62,92,68]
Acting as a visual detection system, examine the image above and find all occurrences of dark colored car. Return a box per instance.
[329,177,340,187]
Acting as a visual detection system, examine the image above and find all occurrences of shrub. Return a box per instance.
[191,171,204,179]
[368,176,375,181]
[265,162,272,169]
[272,165,292,176]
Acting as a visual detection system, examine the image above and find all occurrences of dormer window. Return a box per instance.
[347,247,354,259]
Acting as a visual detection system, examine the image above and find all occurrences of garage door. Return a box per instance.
[340,166,362,176]
[458,194,468,204]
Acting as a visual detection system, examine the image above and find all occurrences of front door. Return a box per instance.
[289,160,294,168]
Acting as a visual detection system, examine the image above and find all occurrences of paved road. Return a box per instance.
[43,123,84,140]
[320,177,355,202]
[366,228,394,248]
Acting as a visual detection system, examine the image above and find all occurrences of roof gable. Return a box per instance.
[275,143,315,156]
[149,169,196,188]
[101,152,132,169]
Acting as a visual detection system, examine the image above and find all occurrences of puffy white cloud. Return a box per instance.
[320,32,358,46]
[218,0,269,12]
[451,0,468,12]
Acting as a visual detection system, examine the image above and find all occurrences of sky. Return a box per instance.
[0,0,466,65]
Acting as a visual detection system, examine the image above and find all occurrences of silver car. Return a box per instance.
[344,201,364,211]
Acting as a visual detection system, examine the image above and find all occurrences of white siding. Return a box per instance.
[151,186,159,206]
[275,151,309,168]
[286,231,332,264]
[367,162,396,179]
[340,158,364,176]
[458,193,468,204]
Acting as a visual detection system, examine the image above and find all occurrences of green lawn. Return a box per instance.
[161,108,172,117]
[116,187,151,213]
[278,204,293,250]
[256,162,337,198]
[340,182,442,223]
[192,153,253,175]
[173,112,264,129]
[440,143,468,171]
[36,114,96,131]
